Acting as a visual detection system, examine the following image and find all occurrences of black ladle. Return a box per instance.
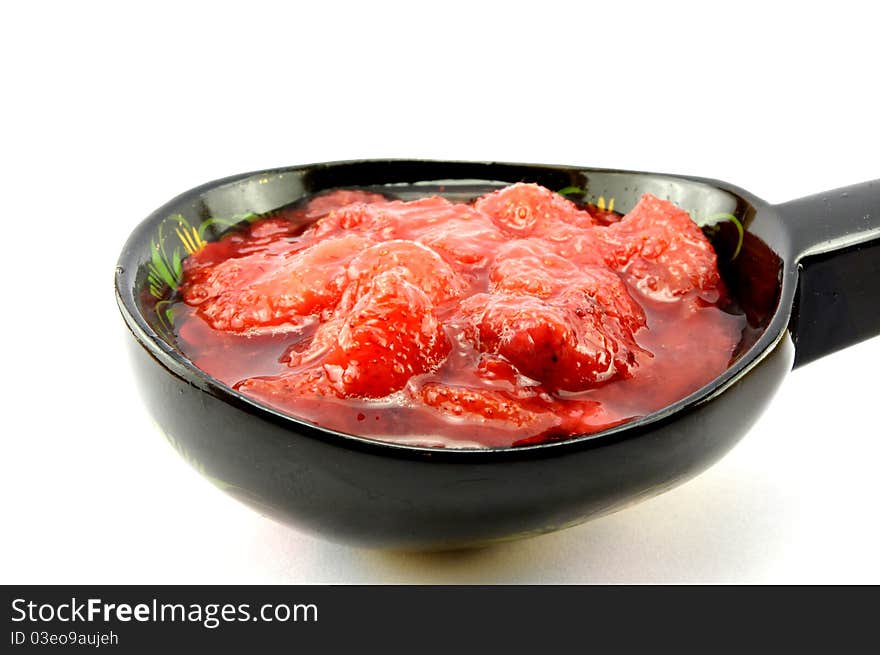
[115,160,880,549]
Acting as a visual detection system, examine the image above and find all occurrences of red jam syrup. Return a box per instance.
[173,184,745,448]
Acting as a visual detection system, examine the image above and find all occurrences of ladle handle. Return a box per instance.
[776,180,880,368]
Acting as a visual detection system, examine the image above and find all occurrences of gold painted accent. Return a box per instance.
[597,196,606,210]
[175,225,206,255]
[174,227,194,254]
[608,197,615,212]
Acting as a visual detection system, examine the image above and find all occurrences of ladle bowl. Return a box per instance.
[115,160,880,549]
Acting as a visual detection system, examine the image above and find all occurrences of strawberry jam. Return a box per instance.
[174,183,745,448]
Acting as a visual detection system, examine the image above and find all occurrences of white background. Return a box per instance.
[2,1,878,584]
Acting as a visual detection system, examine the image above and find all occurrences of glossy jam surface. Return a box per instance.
[174,184,745,448]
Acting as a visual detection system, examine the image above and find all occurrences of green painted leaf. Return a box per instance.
[198,216,242,239]
[699,212,744,260]
[150,245,176,288]
[197,213,260,239]
[171,247,182,280]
